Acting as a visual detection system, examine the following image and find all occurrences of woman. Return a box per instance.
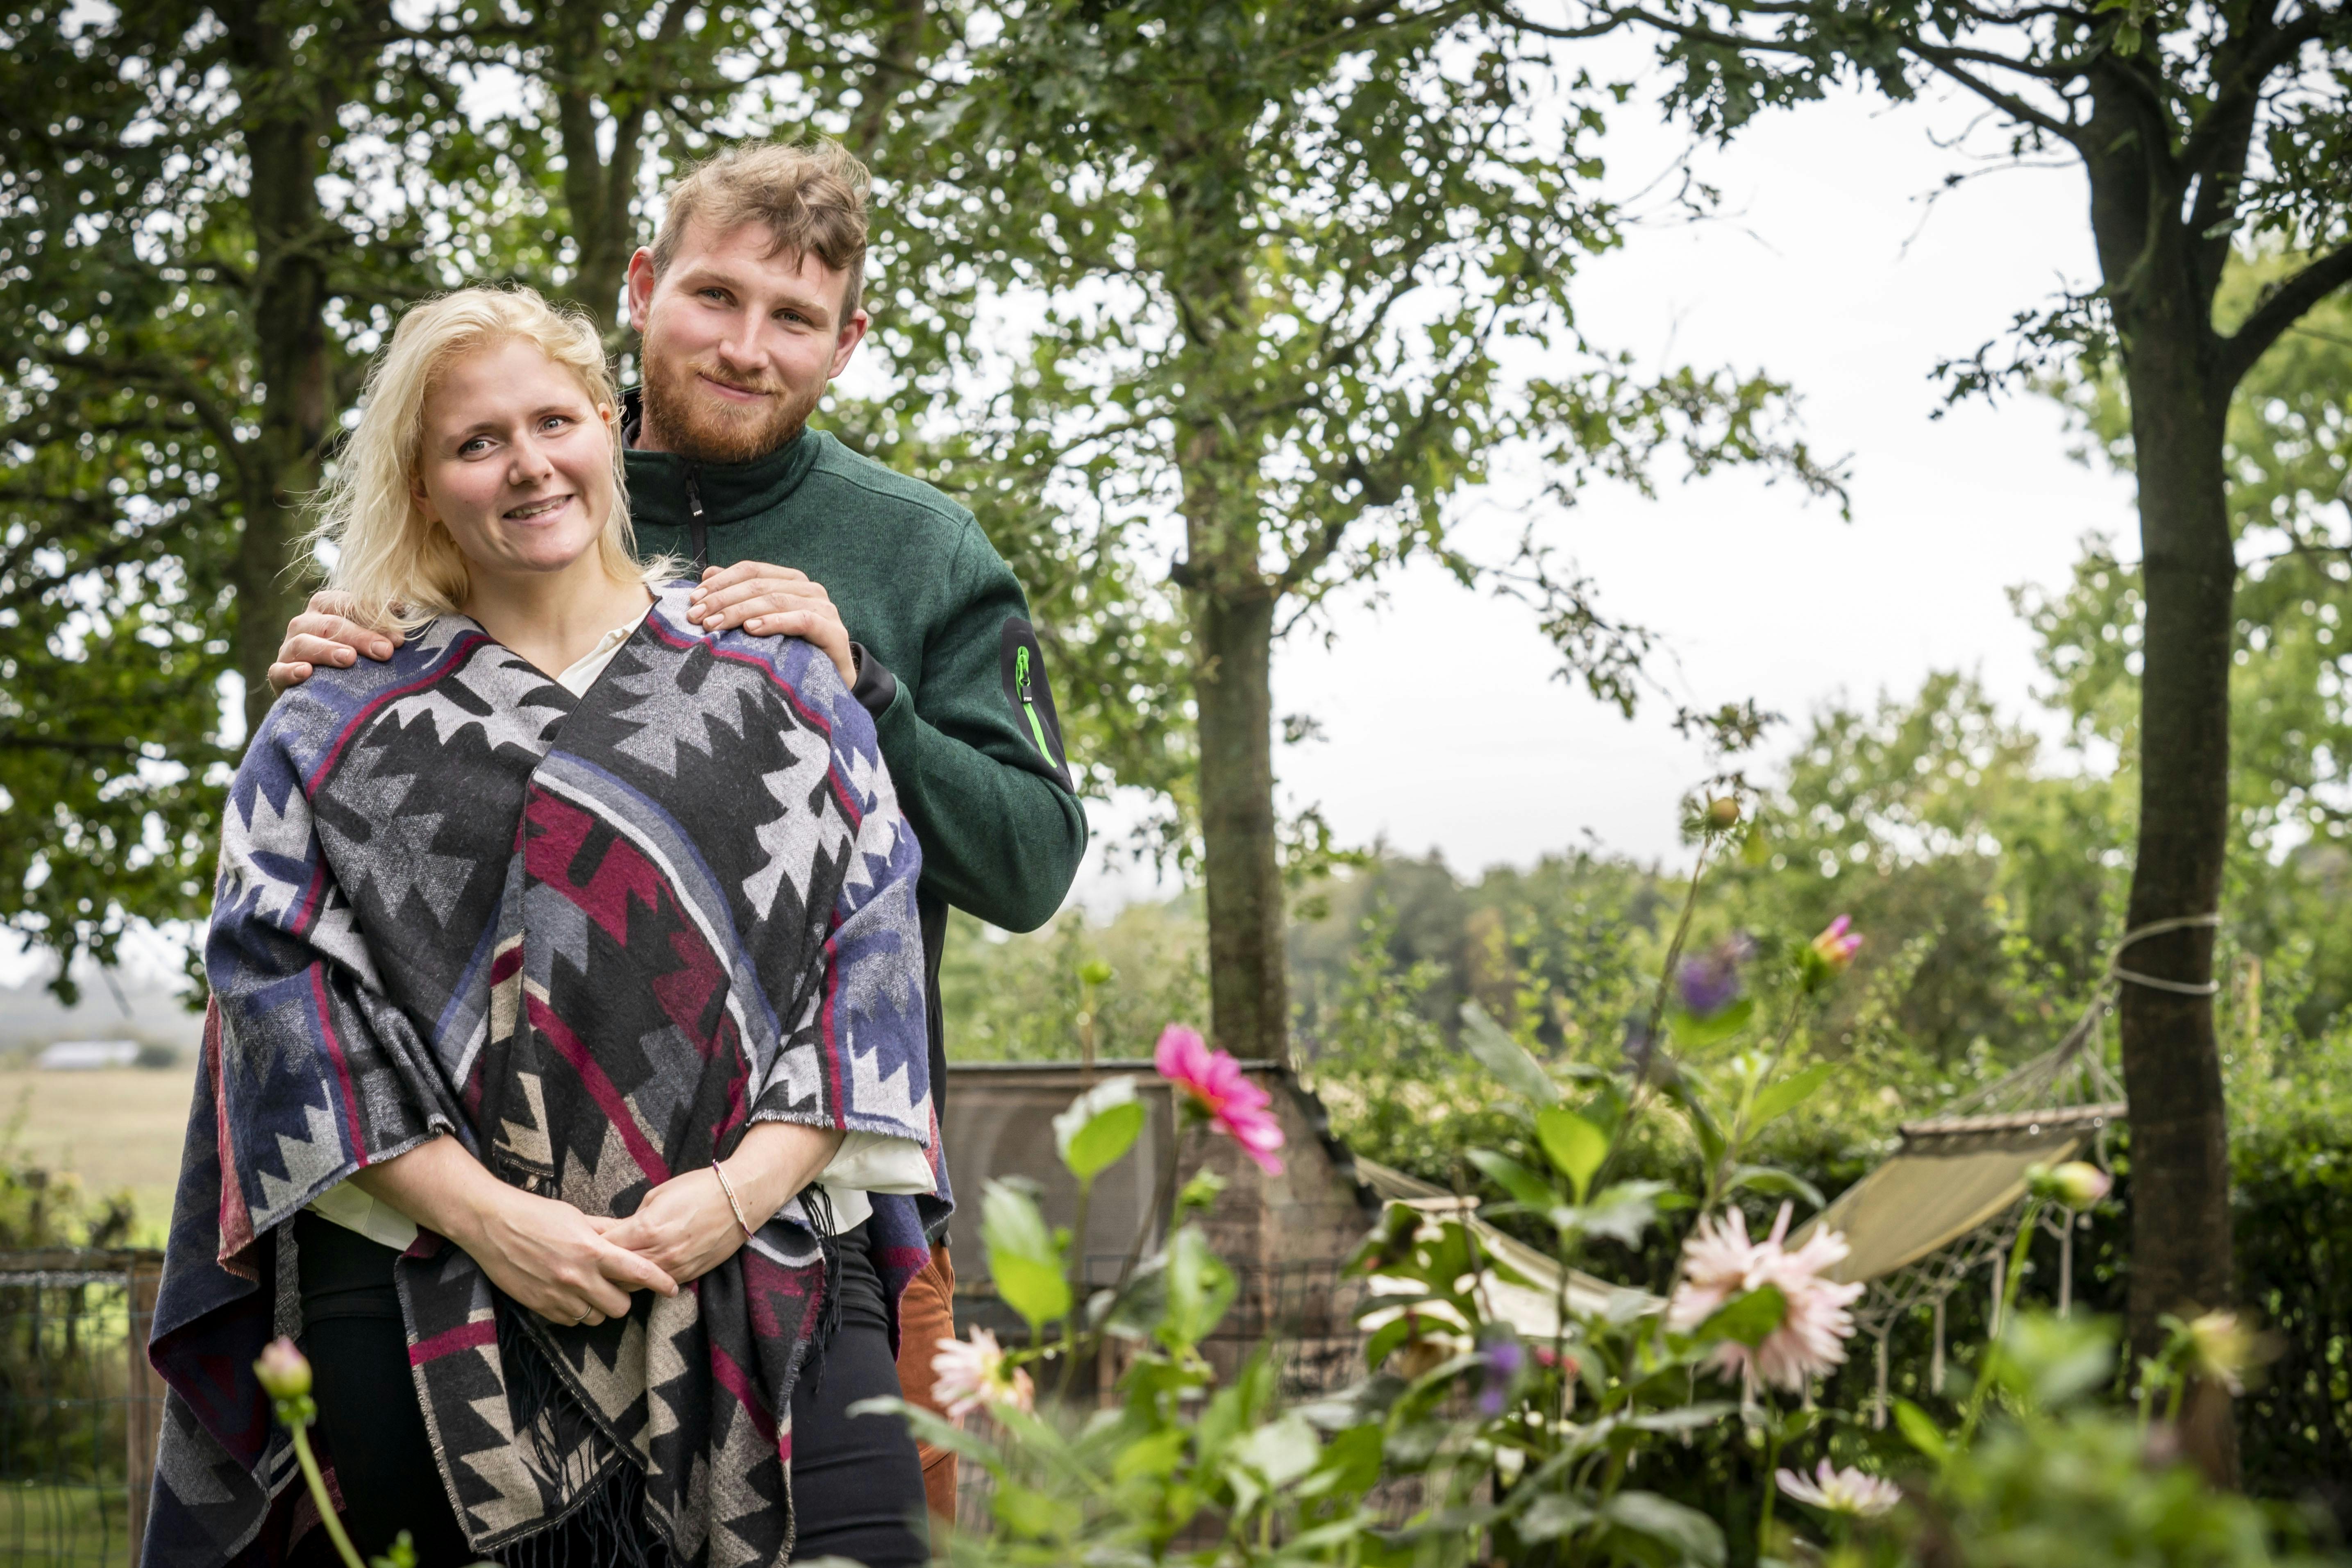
[143,287,948,1568]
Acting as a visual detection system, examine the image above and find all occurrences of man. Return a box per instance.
[269,140,1088,1525]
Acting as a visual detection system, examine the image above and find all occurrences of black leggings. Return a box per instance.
[289,1211,928,1567]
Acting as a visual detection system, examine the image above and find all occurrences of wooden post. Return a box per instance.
[125,1253,165,1566]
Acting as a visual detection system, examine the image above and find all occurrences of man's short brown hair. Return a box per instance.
[651,140,871,320]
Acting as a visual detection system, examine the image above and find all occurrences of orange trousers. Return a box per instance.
[892,1244,959,1534]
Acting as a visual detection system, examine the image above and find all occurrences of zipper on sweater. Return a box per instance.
[685,467,708,572]
[1014,644,1054,760]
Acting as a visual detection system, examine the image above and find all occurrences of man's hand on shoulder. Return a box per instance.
[689,562,857,687]
[267,591,398,692]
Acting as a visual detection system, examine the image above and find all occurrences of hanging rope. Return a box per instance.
[2109,911,2223,997]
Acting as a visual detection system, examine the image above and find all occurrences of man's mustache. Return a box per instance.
[688,364,788,399]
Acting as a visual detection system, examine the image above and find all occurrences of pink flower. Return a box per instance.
[1154,1024,1285,1175]
[1799,916,1864,994]
[929,1328,1033,1420]
[1667,1203,1863,1392]
[1776,1459,1900,1518]
[1810,915,1863,968]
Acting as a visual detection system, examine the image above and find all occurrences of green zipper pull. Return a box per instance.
[1014,644,1055,760]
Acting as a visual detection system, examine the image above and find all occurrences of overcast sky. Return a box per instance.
[1081,55,2138,907]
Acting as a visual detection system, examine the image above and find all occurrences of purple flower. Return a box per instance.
[1676,934,1757,1019]
[1477,1337,1526,1415]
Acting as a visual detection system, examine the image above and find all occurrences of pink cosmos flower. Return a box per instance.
[930,1327,1034,1420]
[1154,1024,1285,1175]
[1776,1459,1900,1518]
[1667,1202,1864,1392]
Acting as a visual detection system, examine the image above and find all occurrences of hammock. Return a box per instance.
[1793,992,2127,1421]
[1353,1155,1644,1337]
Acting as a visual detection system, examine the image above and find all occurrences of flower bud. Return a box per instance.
[2030,1160,2112,1209]
[253,1336,311,1400]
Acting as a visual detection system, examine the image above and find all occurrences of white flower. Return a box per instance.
[929,1328,1034,1420]
[1775,1459,1900,1518]
[1667,1203,1864,1392]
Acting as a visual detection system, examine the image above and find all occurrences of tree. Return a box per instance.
[893,0,1837,1061]
[1501,0,2352,1461]
[2031,251,2352,1038]
[0,1,464,989]
[0,0,1176,992]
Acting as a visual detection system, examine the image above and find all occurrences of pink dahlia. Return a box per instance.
[1667,1203,1863,1392]
[1154,1024,1285,1175]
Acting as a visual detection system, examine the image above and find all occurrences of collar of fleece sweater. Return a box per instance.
[619,386,827,529]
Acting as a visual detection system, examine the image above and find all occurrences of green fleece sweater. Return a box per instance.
[624,417,1089,1108]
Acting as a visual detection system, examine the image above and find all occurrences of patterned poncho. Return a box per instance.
[143,583,949,1567]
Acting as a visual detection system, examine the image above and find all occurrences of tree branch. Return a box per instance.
[2219,241,2352,389]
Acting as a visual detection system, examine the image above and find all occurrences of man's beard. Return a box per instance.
[640,348,824,465]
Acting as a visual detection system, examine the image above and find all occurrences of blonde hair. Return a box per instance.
[312,286,658,632]
[651,140,871,319]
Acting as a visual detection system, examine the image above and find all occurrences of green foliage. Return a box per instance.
[938,903,1208,1063]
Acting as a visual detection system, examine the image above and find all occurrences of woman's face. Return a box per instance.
[414,336,616,585]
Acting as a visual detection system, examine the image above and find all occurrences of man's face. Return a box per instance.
[626,218,870,464]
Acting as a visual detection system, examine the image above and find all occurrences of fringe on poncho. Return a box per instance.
[143,583,950,1567]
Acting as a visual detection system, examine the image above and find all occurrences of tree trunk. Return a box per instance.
[2116,320,2239,1484]
[225,7,335,744]
[1191,578,1287,1062]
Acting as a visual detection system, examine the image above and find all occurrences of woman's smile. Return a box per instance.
[502,492,576,523]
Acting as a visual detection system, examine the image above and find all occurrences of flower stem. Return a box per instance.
[1057,1176,1095,1403]
[1957,1202,2041,1450]
[289,1418,366,1568]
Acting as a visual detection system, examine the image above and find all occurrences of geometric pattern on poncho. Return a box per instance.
[143,584,949,1567]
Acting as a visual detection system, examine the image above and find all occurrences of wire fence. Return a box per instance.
[0,1252,163,1568]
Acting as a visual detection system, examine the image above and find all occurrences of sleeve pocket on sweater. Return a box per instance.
[998,617,1074,792]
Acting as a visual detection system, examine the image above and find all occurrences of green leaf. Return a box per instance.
[1458,1002,1560,1108]
[1364,1314,1416,1372]
[981,1180,1071,1330]
[848,1397,1001,1464]
[1747,1062,1835,1134]
[1517,1492,1597,1542]
[1667,1076,1728,1170]
[1314,1424,1385,1495]
[992,1481,1080,1540]
[1161,1224,1236,1349]
[1111,1427,1189,1483]
[1891,1397,1948,1463]
[1571,1180,1669,1246]
[1600,1491,1725,1567]
[1051,1076,1146,1182]
[1230,1412,1321,1489]
[1725,1164,1826,1209]
[1534,1105,1609,1202]
[1696,1283,1787,1349]
[1667,994,1755,1049]
[1467,1148,1558,1210]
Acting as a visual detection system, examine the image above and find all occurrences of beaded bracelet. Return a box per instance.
[710,1160,754,1241]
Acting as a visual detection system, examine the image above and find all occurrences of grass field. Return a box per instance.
[0,1069,196,1244]
[0,1480,129,1566]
